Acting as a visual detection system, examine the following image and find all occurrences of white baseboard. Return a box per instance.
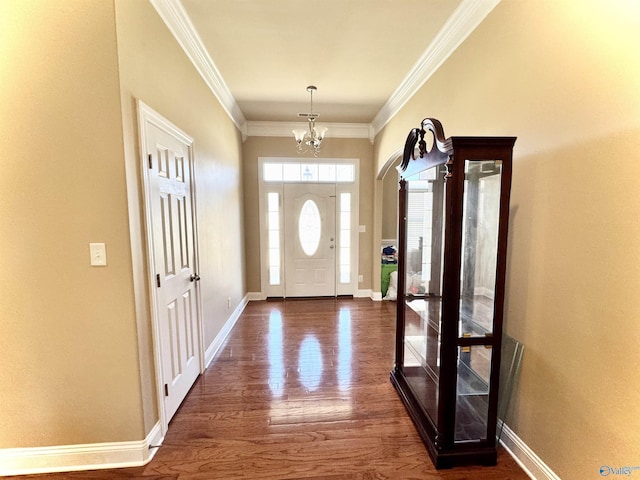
[499,422,560,480]
[251,291,379,301]
[0,422,163,477]
[354,289,372,299]
[204,294,249,368]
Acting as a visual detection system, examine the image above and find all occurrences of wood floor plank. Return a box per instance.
[8,298,529,479]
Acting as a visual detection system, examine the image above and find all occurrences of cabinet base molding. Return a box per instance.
[391,370,498,469]
[0,422,162,477]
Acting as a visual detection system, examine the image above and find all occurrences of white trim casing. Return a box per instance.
[137,100,203,438]
[0,294,252,477]
[371,0,501,135]
[257,158,360,298]
[0,423,163,477]
[250,291,378,301]
[204,295,249,367]
[370,291,383,301]
[149,0,246,130]
[353,289,375,300]
[499,422,561,480]
[153,0,500,140]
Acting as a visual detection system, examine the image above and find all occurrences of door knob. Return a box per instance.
[329,245,335,249]
[190,274,201,282]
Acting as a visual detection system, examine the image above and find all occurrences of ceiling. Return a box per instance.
[152,0,500,132]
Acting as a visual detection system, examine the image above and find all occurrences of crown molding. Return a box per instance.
[371,0,501,135]
[150,0,246,130]
[152,0,499,140]
[244,121,374,144]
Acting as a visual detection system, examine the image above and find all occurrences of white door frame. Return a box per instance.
[258,157,359,298]
[137,100,204,436]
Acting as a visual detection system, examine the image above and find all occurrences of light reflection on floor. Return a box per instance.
[267,310,284,397]
[337,308,352,391]
[267,305,355,422]
[298,335,322,391]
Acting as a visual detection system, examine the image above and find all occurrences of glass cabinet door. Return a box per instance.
[455,159,503,443]
[401,164,447,427]
[455,345,492,442]
[459,159,503,338]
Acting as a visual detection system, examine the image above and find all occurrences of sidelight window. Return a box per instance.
[267,192,281,285]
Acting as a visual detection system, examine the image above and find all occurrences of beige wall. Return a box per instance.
[3,1,638,475]
[381,159,400,241]
[0,0,245,451]
[114,0,245,433]
[374,1,640,478]
[242,136,374,293]
[0,1,143,446]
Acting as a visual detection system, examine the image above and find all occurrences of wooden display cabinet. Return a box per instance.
[390,118,516,468]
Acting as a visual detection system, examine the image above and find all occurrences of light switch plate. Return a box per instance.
[89,243,107,266]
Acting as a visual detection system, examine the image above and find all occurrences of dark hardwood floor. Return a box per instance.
[11,298,528,479]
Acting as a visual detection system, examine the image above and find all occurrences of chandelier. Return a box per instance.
[292,85,327,157]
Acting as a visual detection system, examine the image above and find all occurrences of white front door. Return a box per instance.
[284,183,336,297]
[139,103,202,426]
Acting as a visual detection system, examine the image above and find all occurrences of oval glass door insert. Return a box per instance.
[298,199,322,256]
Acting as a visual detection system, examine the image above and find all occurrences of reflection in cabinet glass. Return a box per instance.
[390,118,515,469]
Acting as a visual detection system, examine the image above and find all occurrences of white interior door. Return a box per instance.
[140,103,202,426]
[284,183,336,297]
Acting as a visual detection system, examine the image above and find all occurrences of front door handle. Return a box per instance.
[190,274,201,282]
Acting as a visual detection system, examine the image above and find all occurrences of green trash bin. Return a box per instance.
[381,263,398,297]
